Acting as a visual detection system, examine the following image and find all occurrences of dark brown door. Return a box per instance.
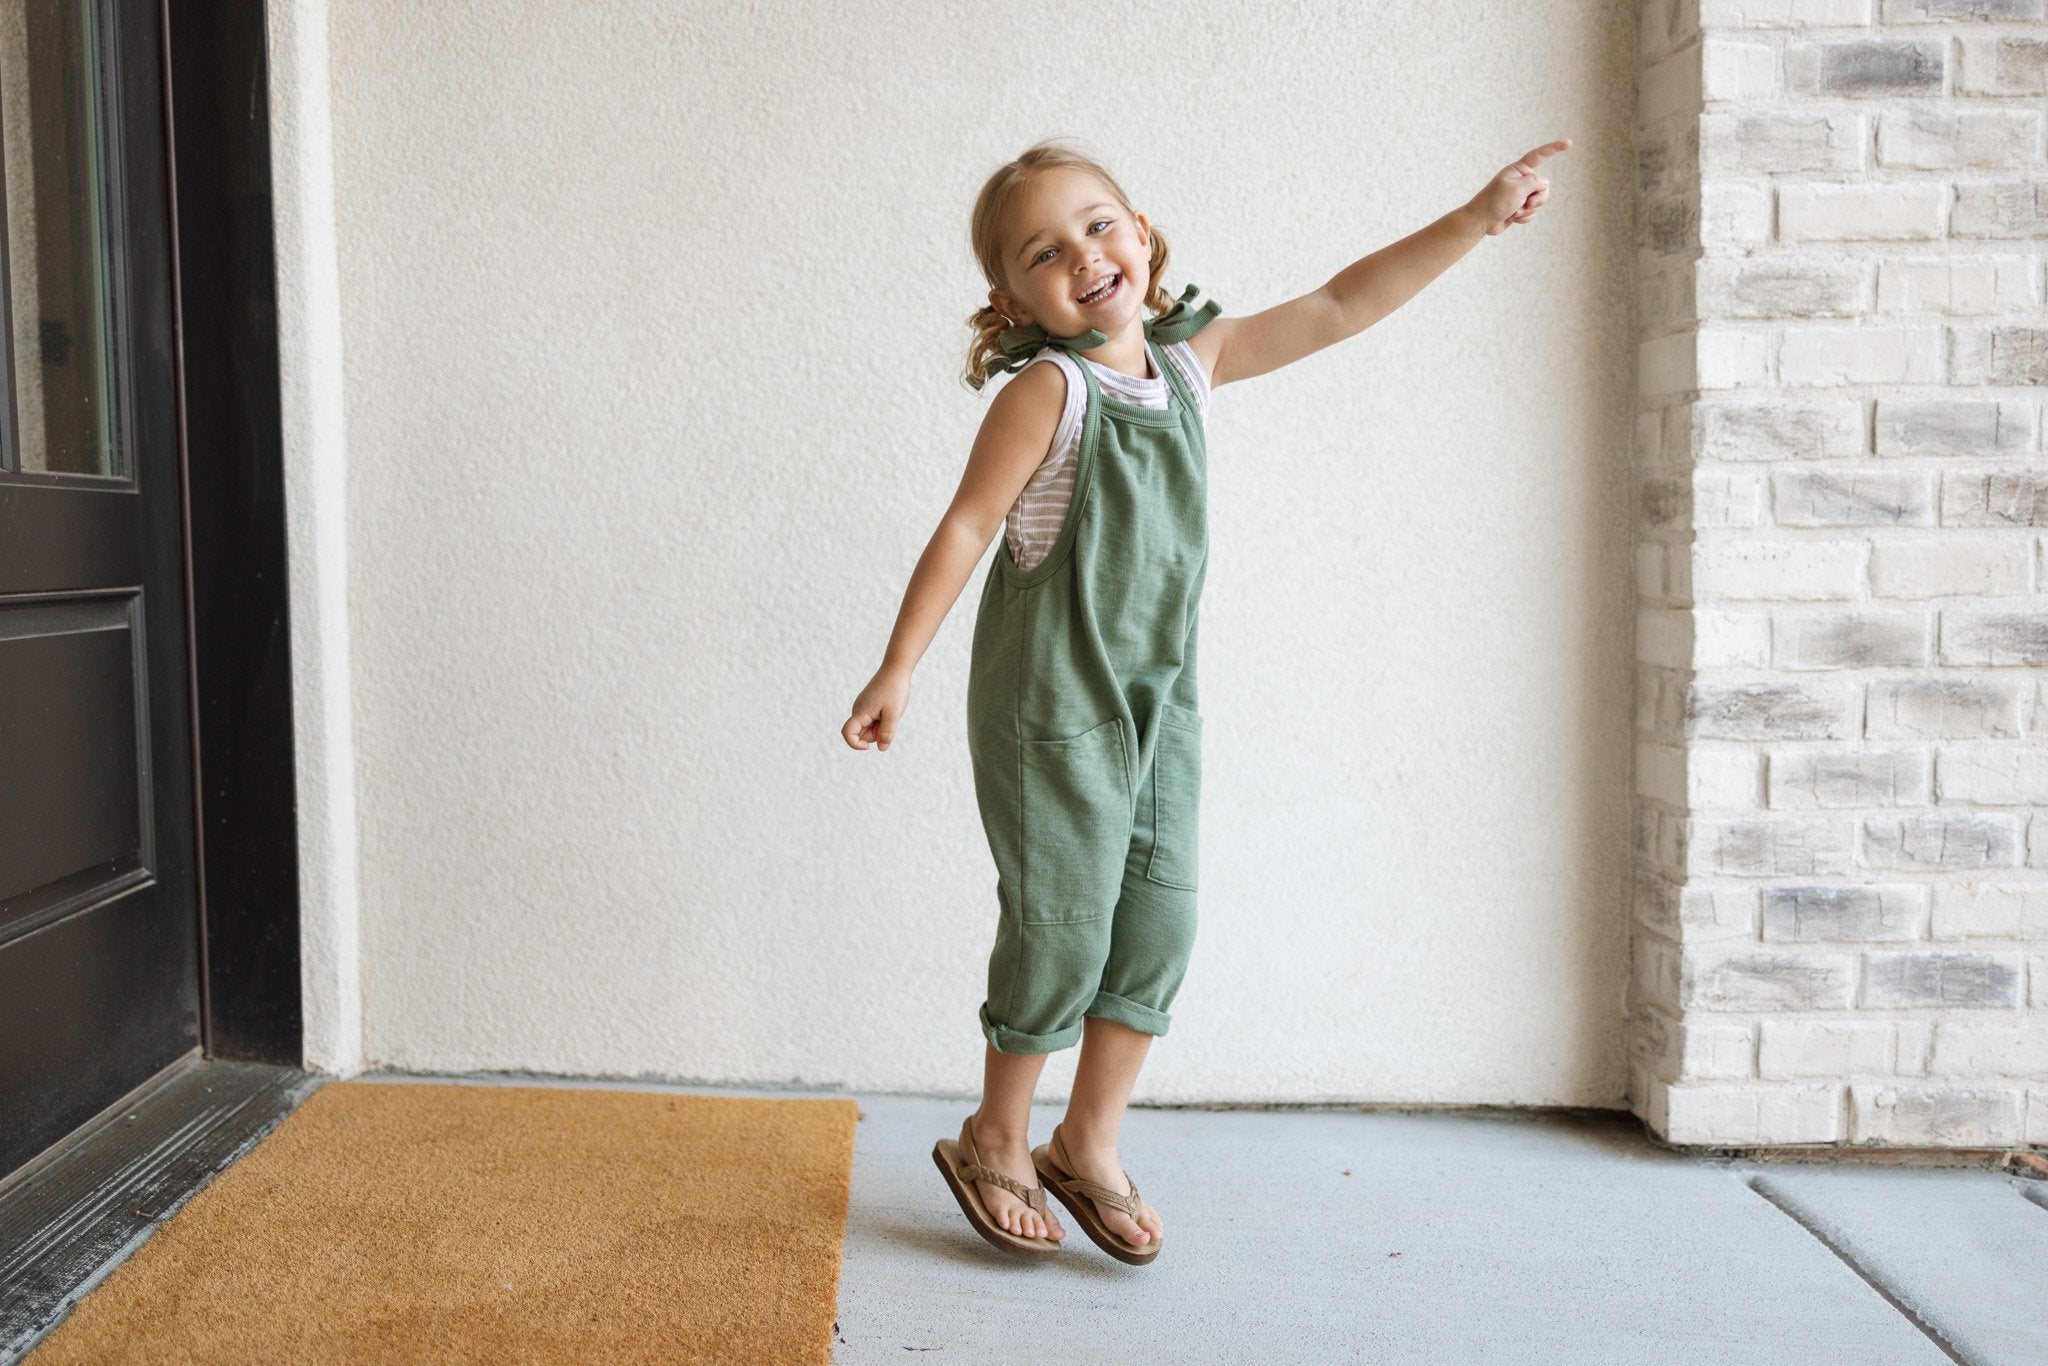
[0,0,201,1183]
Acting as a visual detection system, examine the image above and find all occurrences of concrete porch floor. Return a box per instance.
[355,1074,2044,1363]
[830,1091,2047,1365]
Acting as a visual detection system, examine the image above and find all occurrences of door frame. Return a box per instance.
[164,0,300,1065]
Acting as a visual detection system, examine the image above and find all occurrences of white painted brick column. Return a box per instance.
[1628,0,2048,1148]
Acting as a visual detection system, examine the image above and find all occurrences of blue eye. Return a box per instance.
[1032,219,1114,266]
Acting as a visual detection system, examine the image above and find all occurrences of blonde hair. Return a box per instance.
[962,138,1175,392]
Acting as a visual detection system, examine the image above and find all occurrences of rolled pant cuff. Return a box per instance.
[980,1001,1085,1055]
[1085,990,1171,1037]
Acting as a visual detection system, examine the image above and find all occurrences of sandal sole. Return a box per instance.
[931,1140,1063,1260]
[1031,1145,1162,1266]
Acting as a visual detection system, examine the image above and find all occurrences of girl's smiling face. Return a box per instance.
[990,167,1152,343]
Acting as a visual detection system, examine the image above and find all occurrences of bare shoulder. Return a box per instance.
[952,359,1068,541]
[979,356,1067,457]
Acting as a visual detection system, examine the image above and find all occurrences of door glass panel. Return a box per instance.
[0,0,117,478]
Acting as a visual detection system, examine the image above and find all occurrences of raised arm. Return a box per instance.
[1192,139,1572,389]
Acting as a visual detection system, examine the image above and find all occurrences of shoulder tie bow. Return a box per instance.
[1142,281,1222,344]
[990,320,1108,377]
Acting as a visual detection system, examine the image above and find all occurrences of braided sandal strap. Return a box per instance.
[1061,1172,1143,1221]
[961,1159,1048,1212]
[1051,1125,1146,1222]
[959,1116,1048,1213]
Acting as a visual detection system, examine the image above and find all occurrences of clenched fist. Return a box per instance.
[843,665,910,751]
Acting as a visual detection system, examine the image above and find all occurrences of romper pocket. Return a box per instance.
[1019,716,1132,924]
[1145,704,1203,891]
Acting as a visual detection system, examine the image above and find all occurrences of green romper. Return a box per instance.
[967,282,1222,1055]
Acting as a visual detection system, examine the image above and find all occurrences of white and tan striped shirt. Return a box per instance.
[1002,340,1212,571]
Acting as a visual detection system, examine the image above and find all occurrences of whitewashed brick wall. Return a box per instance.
[1628,0,2048,1148]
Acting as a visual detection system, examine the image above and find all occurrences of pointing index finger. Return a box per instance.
[1516,138,1573,172]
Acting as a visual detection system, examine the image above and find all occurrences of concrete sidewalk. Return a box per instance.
[833,1093,2047,1365]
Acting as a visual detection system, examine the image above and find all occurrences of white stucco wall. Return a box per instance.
[290,0,1640,1104]
[271,0,362,1078]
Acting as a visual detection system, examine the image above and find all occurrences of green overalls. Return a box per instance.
[967,283,1222,1055]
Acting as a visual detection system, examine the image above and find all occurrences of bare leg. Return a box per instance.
[970,1043,1065,1241]
[1056,1016,1165,1246]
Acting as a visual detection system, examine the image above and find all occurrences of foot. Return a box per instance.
[1054,1123,1163,1247]
[969,1112,1065,1243]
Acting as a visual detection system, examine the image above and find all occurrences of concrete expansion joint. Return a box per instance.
[1745,1173,1972,1366]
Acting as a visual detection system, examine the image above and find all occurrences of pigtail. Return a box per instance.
[962,302,1012,393]
[1140,226,1174,317]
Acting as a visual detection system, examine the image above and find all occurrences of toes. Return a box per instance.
[983,1186,1053,1240]
[1105,1211,1148,1244]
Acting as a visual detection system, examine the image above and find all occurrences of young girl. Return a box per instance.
[842,135,1569,1263]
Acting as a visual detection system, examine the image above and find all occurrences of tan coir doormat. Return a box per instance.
[26,1081,859,1365]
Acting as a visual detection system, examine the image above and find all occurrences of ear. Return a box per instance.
[1133,211,1152,249]
[989,288,1027,328]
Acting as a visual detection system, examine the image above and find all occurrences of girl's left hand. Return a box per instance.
[1467,139,1572,236]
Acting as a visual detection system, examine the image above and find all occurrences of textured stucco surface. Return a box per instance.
[318,0,1639,1102]
[271,0,362,1076]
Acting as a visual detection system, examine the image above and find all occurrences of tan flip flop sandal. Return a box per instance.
[932,1114,1063,1259]
[1031,1122,1161,1265]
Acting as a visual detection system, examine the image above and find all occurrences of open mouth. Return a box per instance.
[1076,273,1121,307]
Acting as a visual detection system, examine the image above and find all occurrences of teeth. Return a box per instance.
[1079,274,1117,302]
